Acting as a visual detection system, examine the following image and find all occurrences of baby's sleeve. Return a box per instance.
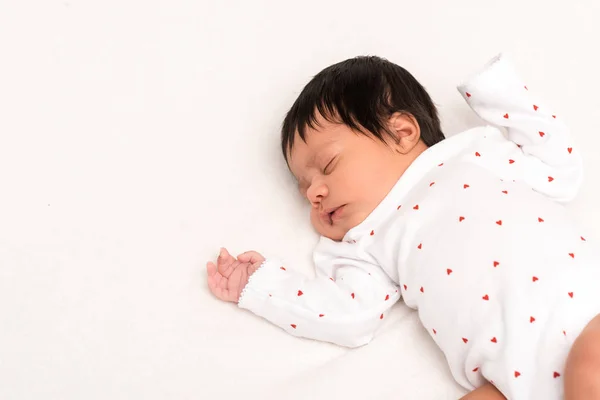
[238,238,400,348]
[458,53,583,203]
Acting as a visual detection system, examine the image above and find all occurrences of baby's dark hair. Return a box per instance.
[281,55,445,162]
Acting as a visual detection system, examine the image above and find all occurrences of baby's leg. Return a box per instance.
[564,313,600,399]
[460,382,506,400]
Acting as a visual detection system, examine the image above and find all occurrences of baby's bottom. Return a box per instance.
[461,313,600,400]
[564,313,600,399]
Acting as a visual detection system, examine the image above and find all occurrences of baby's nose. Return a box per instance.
[307,181,329,206]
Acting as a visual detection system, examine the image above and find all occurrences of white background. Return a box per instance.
[1,0,599,399]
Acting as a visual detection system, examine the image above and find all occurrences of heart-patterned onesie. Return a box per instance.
[239,54,598,399]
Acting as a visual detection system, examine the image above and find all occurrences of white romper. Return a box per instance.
[239,54,599,399]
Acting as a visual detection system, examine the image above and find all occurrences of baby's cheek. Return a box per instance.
[309,209,321,231]
[310,209,331,238]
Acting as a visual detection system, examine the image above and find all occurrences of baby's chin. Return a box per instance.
[311,209,366,242]
[317,227,347,242]
[312,219,353,242]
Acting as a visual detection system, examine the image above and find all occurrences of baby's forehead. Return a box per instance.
[297,121,343,149]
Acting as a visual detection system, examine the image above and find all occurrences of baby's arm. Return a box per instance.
[207,239,400,348]
[458,54,583,203]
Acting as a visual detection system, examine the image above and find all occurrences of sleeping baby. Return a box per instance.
[206,53,600,399]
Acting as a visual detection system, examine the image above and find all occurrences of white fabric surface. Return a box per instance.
[1,1,599,399]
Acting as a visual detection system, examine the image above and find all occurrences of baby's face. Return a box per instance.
[288,115,413,241]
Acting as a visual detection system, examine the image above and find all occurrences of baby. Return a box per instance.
[206,54,600,399]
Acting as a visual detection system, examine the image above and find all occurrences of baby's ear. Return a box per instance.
[388,112,421,154]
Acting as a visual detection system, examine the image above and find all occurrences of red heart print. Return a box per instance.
[515,371,521,378]
[530,316,536,323]
[297,290,303,296]
[539,131,545,137]
[525,86,528,90]
[380,313,384,319]
[319,314,325,317]
[459,216,465,222]
[533,104,538,111]
[532,276,539,282]
[462,338,469,343]
[563,330,567,336]
[447,268,453,275]
[568,147,573,154]
[569,253,575,259]
[491,337,497,343]
[430,182,435,187]
[397,205,402,210]
[464,184,470,189]
[413,204,419,210]
[433,328,437,334]
[472,367,479,372]
[329,277,334,281]
[418,243,422,250]
[509,159,515,164]
[280,266,286,271]
[538,217,544,223]
[548,176,555,182]
[482,294,489,301]
[466,92,472,98]
[581,236,586,241]
[403,284,408,290]
[568,292,574,298]
[552,115,557,119]
[291,324,297,329]
[554,372,561,378]
[438,163,444,166]
[493,261,500,267]
[370,230,375,236]
[420,286,424,293]
[502,190,508,194]
[475,152,481,157]
[385,294,390,301]
[496,220,503,226]
[269,294,272,297]
[351,293,355,299]
[504,113,509,119]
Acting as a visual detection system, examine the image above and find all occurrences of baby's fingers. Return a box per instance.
[206,261,217,277]
[237,251,265,265]
[217,248,237,274]
[206,262,233,301]
[206,261,227,291]
[206,261,221,291]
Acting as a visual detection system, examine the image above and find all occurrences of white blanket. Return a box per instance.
[1,0,599,399]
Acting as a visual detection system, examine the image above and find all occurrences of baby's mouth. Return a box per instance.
[322,205,346,225]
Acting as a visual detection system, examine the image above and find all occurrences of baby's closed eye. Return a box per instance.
[323,156,337,174]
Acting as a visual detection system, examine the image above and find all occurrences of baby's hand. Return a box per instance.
[206,248,265,303]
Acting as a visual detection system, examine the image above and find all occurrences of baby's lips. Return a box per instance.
[319,211,332,224]
[319,205,339,219]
